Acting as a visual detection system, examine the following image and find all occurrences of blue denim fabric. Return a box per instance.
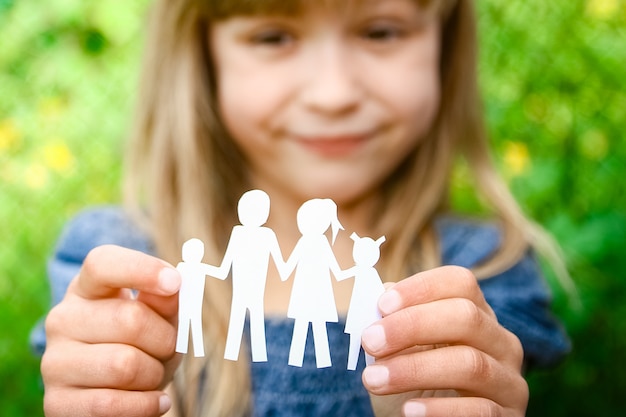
[31,206,570,416]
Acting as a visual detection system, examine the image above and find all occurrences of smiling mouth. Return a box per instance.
[294,134,371,158]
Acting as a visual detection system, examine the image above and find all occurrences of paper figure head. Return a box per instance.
[182,238,205,263]
[350,232,385,267]
[297,198,344,244]
[238,189,270,227]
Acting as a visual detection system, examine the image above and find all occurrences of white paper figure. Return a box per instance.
[176,238,222,357]
[211,189,287,362]
[337,233,386,370]
[283,198,345,368]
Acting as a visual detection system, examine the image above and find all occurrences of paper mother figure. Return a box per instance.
[282,198,345,368]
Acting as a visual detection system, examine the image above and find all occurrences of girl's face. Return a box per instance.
[212,0,441,205]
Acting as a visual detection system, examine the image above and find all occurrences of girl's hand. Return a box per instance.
[361,266,528,417]
[41,245,182,417]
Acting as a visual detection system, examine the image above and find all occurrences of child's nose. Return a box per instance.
[300,41,363,115]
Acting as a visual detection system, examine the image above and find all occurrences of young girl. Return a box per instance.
[38,0,570,416]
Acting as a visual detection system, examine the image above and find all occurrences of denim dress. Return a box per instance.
[31,207,570,416]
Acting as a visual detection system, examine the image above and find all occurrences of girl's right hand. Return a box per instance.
[41,245,182,417]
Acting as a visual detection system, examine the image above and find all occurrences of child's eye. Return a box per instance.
[361,23,406,42]
[250,28,295,47]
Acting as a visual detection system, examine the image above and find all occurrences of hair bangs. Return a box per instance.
[419,0,459,14]
[203,0,307,19]
[202,0,459,20]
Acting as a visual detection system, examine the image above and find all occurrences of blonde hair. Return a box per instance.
[124,0,570,415]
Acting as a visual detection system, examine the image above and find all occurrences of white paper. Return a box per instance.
[213,189,286,362]
[176,238,222,357]
[338,233,386,370]
[175,191,387,372]
[283,198,345,368]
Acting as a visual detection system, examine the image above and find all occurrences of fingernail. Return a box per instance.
[361,324,386,353]
[159,394,172,414]
[362,365,389,389]
[404,401,427,417]
[159,268,181,294]
[378,289,402,314]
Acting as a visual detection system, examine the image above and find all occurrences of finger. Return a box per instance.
[43,387,171,417]
[378,266,493,317]
[402,397,516,417]
[362,297,524,367]
[75,245,181,300]
[136,291,180,323]
[42,342,165,391]
[45,298,177,361]
[362,345,528,408]
[383,282,395,290]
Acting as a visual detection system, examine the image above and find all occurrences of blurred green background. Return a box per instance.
[0,0,624,415]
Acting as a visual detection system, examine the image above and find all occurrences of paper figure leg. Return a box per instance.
[249,306,267,362]
[288,319,309,367]
[312,321,331,368]
[365,352,375,366]
[190,317,205,357]
[224,306,246,361]
[176,318,191,354]
[347,333,362,371]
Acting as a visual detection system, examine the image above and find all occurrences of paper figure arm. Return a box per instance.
[327,245,351,282]
[334,265,357,282]
[202,263,227,280]
[209,229,236,280]
[280,241,301,282]
[269,235,291,282]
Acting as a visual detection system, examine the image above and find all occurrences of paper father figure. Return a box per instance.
[211,189,288,362]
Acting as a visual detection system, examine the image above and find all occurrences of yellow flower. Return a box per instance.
[503,141,530,176]
[578,130,609,161]
[0,119,21,152]
[0,160,17,184]
[38,97,67,120]
[43,142,75,174]
[586,0,620,20]
[24,163,49,190]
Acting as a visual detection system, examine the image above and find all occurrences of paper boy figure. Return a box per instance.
[338,232,386,370]
[211,189,287,362]
[176,238,221,357]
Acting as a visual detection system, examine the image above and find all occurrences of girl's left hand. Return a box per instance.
[361,266,528,417]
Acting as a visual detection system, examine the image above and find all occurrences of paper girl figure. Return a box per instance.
[176,238,222,357]
[211,189,287,362]
[283,198,344,368]
[337,233,386,370]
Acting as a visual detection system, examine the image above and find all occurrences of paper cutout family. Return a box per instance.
[175,189,385,370]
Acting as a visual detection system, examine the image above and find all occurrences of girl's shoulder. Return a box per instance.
[31,207,154,355]
[435,215,502,268]
[55,205,154,259]
[436,216,571,367]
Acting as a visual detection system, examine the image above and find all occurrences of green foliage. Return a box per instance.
[0,0,624,415]
[477,0,626,415]
[0,1,149,415]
